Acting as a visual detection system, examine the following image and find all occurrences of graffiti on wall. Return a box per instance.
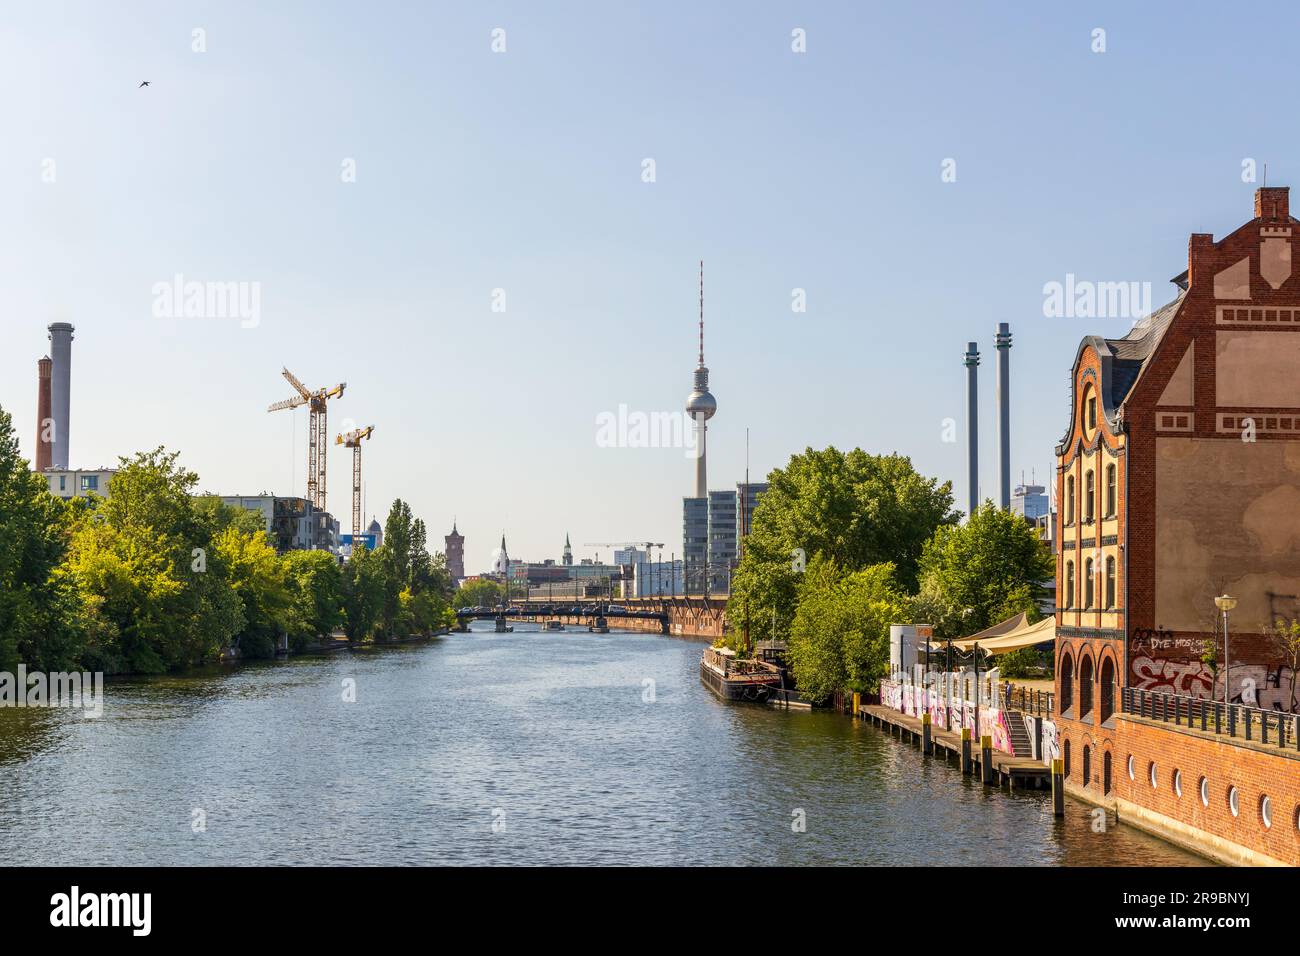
[1130,654,1215,697]
[1041,719,1059,763]
[1130,655,1300,713]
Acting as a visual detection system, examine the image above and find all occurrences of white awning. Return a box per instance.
[951,615,1054,655]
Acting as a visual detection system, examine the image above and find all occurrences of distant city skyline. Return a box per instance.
[3,2,1297,568]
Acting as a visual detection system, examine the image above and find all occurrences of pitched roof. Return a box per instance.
[1101,291,1183,409]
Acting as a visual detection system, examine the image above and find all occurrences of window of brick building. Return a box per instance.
[1065,561,1075,608]
[1261,795,1272,829]
[1084,558,1095,608]
[1105,464,1116,516]
[1085,470,1095,523]
[1080,655,1094,717]
[1100,658,1115,724]
[1200,777,1209,807]
[1229,786,1240,817]
[1105,556,1116,609]
[1149,761,1158,788]
[1066,476,1075,525]
[1060,653,1074,714]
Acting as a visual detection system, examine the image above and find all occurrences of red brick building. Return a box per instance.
[1053,188,1300,864]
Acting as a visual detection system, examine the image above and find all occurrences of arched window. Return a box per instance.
[1066,475,1076,525]
[1082,745,1092,787]
[1063,739,1072,779]
[1060,652,1075,714]
[1065,561,1075,608]
[1085,470,1095,523]
[1103,751,1113,794]
[1105,556,1116,609]
[1105,464,1117,517]
[1084,558,1095,609]
[1080,655,1094,718]
[1100,657,1115,724]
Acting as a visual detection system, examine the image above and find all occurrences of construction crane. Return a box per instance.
[583,541,665,559]
[584,541,669,599]
[267,368,345,512]
[336,425,374,542]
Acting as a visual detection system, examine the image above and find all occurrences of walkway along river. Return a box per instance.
[0,622,1206,865]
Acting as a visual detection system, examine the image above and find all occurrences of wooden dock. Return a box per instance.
[859,704,1050,790]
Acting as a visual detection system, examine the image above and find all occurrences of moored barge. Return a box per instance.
[700,646,783,703]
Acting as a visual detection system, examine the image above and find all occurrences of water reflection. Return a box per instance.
[0,624,1209,866]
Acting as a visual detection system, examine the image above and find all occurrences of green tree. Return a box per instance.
[727,446,956,643]
[341,543,385,642]
[283,550,344,651]
[0,405,83,671]
[786,556,909,702]
[915,501,1055,640]
[61,449,244,672]
[455,578,503,609]
[215,526,292,659]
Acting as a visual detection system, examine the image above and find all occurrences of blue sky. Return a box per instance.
[2,2,1295,573]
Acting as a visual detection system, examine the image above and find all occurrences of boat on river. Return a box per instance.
[699,646,783,703]
[542,620,565,632]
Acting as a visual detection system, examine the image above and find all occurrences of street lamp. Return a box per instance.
[1214,594,1237,705]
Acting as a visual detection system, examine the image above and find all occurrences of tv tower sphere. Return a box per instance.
[685,367,716,420]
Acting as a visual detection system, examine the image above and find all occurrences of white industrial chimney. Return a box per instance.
[47,322,74,470]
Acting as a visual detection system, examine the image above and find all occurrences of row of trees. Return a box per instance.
[0,406,454,675]
[725,446,1055,702]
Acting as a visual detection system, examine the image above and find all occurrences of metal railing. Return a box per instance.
[1122,687,1300,751]
[1004,683,1055,718]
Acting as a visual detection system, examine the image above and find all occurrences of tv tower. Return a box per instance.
[685,260,717,497]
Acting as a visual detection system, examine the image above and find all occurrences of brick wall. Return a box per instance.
[1112,715,1300,866]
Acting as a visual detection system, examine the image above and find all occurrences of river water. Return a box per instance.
[0,622,1206,866]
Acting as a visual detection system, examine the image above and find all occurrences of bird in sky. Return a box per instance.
[139,80,150,88]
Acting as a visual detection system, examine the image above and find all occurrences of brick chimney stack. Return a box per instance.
[35,356,52,472]
[1255,186,1289,221]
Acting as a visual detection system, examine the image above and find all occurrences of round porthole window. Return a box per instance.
[1200,777,1209,807]
[1173,769,1182,798]
[1127,755,1134,780]
[1148,761,1158,788]
[1228,786,1240,817]
[1261,795,1272,829]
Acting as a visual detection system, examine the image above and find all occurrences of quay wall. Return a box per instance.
[881,673,1300,865]
[1097,715,1299,866]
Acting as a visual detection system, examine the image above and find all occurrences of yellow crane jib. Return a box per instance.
[337,425,374,541]
[266,367,347,513]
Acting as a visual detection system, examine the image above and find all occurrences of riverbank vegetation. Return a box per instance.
[726,446,1054,702]
[453,577,504,609]
[0,405,455,675]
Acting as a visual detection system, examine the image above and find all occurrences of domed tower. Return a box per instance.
[685,260,716,498]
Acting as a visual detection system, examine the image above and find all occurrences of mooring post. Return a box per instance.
[960,728,972,775]
[980,735,994,785]
[922,712,933,755]
[1051,758,1065,817]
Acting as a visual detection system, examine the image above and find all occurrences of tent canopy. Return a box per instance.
[950,614,1054,655]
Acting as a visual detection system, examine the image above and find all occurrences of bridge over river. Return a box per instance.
[455,596,728,638]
